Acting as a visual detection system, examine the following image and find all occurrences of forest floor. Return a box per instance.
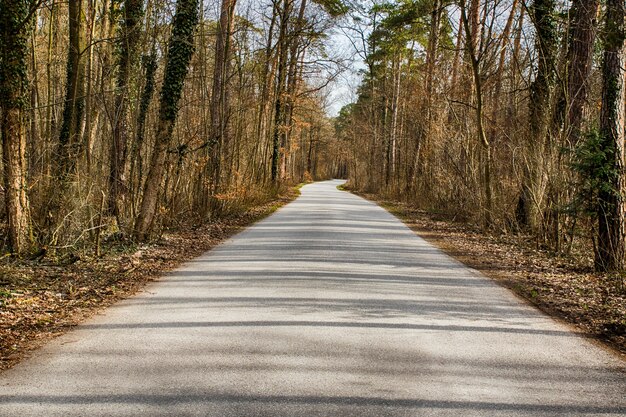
[357,193,626,358]
[0,187,300,371]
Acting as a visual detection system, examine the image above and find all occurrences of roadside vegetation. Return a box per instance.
[0,187,299,370]
[1,0,342,368]
[336,0,625,352]
[352,191,626,356]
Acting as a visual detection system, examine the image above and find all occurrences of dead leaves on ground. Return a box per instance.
[0,192,297,371]
[376,197,626,357]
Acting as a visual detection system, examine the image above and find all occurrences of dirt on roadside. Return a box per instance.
[364,195,626,359]
[0,190,298,371]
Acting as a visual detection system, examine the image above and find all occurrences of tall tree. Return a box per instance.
[109,0,144,225]
[58,0,86,178]
[424,0,442,132]
[282,0,307,181]
[271,0,292,183]
[0,0,34,254]
[488,0,518,145]
[460,0,492,227]
[596,0,625,271]
[134,0,199,240]
[205,0,237,204]
[517,0,558,231]
[563,0,599,146]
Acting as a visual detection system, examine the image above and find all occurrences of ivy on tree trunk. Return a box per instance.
[0,0,34,255]
[134,0,199,241]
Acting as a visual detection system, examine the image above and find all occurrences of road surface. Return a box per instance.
[1,180,625,416]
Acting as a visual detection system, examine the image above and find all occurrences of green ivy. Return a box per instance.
[571,129,622,217]
[0,0,32,110]
[158,0,200,127]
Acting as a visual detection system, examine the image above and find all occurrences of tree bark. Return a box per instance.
[58,0,86,179]
[270,0,291,183]
[205,0,237,205]
[0,0,34,254]
[596,0,625,271]
[109,0,144,224]
[517,0,557,231]
[130,51,157,208]
[564,0,599,147]
[134,0,199,241]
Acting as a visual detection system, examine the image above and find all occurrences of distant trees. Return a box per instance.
[0,0,345,254]
[339,0,626,272]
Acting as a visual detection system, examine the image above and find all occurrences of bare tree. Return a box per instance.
[109,0,144,226]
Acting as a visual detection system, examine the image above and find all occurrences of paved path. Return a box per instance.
[1,180,625,416]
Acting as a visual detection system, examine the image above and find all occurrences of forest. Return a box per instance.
[0,0,347,257]
[1,0,625,275]
[337,0,625,274]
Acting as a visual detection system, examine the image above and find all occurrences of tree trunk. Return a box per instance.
[281,0,307,182]
[109,0,144,225]
[130,51,157,209]
[508,4,524,125]
[488,0,518,146]
[270,0,291,183]
[564,0,599,147]
[134,0,199,241]
[424,0,441,128]
[253,0,278,184]
[596,0,625,272]
[0,0,34,254]
[449,12,464,102]
[58,0,86,179]
[461,0,492,227]
[517,0,557,231]
[204,0,237,207]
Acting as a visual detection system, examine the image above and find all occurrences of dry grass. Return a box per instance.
[0,188,298,371]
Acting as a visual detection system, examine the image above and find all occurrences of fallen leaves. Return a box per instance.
[0,189,298,371]
[368,195,626,357]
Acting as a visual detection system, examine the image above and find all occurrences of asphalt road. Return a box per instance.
[1,179,625,417]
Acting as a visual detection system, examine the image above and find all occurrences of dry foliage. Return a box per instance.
[0,188,298,371]
[361,193,626,357]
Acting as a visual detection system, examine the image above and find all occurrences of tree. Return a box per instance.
[596,0,625,271]
[109,0,144,225]
[134,0,199,240]
[271,0,292,183]
[0,0,34,255]
[204,0,237,207]
[562,0,599,147]
[58,0,86,179]
[517,0,558,231]
[460,0,492,227]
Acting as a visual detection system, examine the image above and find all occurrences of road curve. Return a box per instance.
[1,179,625,416]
